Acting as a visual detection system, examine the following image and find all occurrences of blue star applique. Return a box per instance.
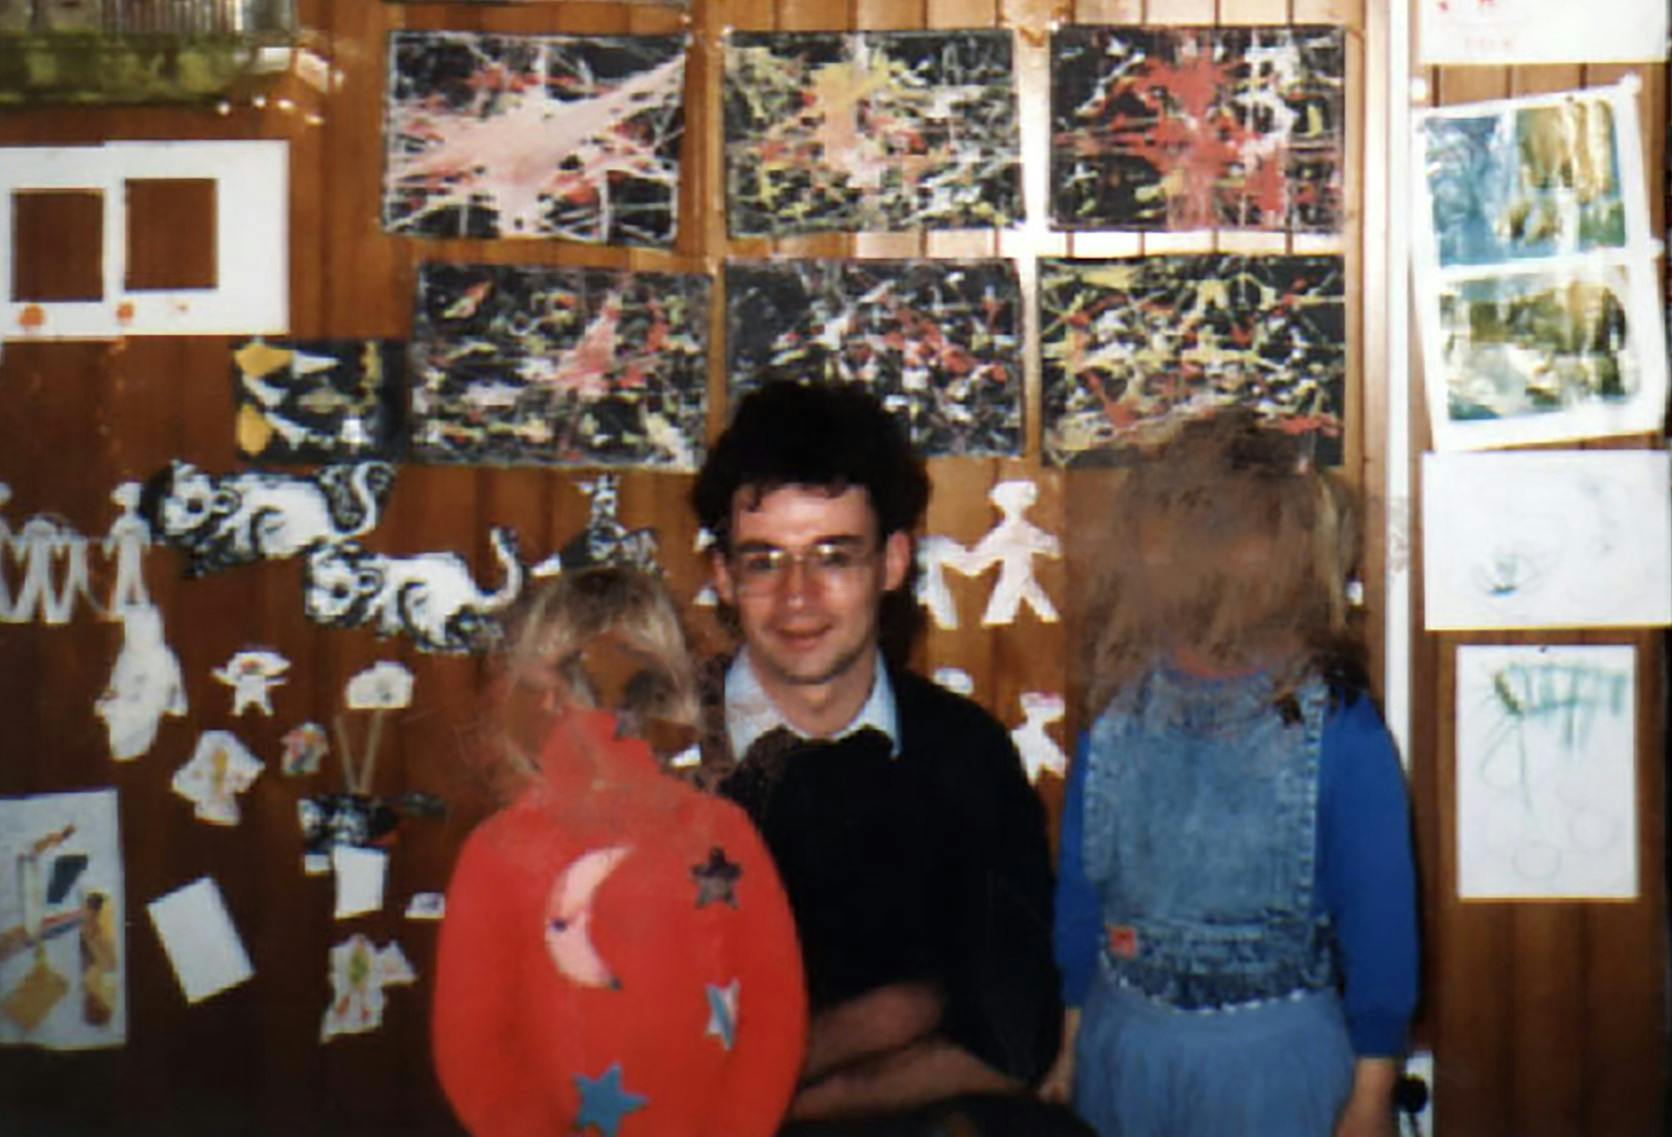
[705,979,740,1051]
[573,1062,648,1137]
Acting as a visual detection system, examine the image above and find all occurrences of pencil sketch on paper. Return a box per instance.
[1456,644,1636,899]
[1422,449,1672,630]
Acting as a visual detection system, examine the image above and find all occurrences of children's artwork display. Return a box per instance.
[212,648,290,716]
[1456,644,1637,899]
[1413,82,1668,449]
[383,32,687,248]
[724,29,1021,235]
[321,935,415,1041]
[1417,0,1668,66]
[1422,449,1672,630]
[233,339,406,463]
[726,259,1023,457]
[140,460,396,577]
[0,789,124,1049]
[411,263,709,469]
[96,602,186,762]
[1050,25,1345,233]
[172,731,264,826]
[1039,255,1346,465]
[301,527,525,654]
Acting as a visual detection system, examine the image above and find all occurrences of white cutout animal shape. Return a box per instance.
[302,527,524,654]
[140,460,395,577]
[915,534,972,630]
[214,648,291,716]
[96,601,187,761]
[958,480,1061,627]
[101,482,152,612]
[1011,691,1069,784]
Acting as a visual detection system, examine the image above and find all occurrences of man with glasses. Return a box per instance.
[693,381,1081,1136]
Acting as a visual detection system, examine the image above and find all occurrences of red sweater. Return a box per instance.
[433,710,806,1137]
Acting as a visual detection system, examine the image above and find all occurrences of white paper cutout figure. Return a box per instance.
[101,483,151,613]
[915,535,972,630]
[344,662,414,710]
[957,480,1061,627]
[95,602,187,762]
[6,516,95,625]
[693,527,718,608]
[172,731,264,826]
[405,893,446,920]
[933,667,975,696]
[321,935,416,1042]
[1011,691,1069,784]
[280,723,329,777]
[0,484,12,620]
[213,649,290,716]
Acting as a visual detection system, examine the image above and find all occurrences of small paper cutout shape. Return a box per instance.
[213,648,290,716]
[332,846,388,920]
[345,662,415,710]
[725,29,1022,235]
[405,893,446,920]
[302,527,524,654]
[1011,691,1069,784]
[3,511,96,625]
[321,935,415,1041]
[0,790,125,1048]
[384,31,687,248]
[281,723,330,777]
[146,876,252,1006]
[101,483,151,613]
[957,480,1061,627]
[96,601,186,762]
[1040,256,1346,466]
[411,263,709,469]
[233,339,407,463]
[140,460,396,578]
[1050,26,1345,232]
[727,259,1023,457]
[172,731,264,826]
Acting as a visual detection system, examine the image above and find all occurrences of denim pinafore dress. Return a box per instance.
[1072,667,1355,1137]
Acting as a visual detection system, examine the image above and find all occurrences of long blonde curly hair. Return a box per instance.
[1072,411,1363,719]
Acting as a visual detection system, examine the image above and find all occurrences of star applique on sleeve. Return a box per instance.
[689,846,741,909]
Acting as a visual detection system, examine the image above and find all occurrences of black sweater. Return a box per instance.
[720,668,1063,1085]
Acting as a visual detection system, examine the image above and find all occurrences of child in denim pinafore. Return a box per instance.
[1040,414,1418,1137]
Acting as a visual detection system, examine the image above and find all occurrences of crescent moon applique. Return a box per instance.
[544,845,632,989]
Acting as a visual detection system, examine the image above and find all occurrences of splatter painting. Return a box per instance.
[1039,255,1346,465]
[232,339,406,463]
[383,31,686,248]
[1049,25,1344,232]
[724,30,1022,236]
[410,262,709,469]
[725,259,1023,457]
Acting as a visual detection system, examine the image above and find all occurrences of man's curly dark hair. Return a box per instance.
[693,380,930,551]
[692,380,931,664]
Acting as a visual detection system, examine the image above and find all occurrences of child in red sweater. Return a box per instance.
[433,567,806,1137]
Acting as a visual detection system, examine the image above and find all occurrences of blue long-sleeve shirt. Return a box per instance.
[1054,692,1418,1057]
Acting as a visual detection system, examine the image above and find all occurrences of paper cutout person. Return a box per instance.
[321,935,415,1041]
[101,483,151,613]
[95,601,187,762]
[172,731,264,825]
[1010,690,1069,784]
[958,479,1061,626]
[915,534,972,630]
[213,649,291,716]
[7,516,95,625]
[693,528,718,608]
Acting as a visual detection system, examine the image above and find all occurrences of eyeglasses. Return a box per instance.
[729,539,876,596]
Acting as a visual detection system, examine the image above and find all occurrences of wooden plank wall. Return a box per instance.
[1409,13,1670,1136]
[0,0,1662,1135]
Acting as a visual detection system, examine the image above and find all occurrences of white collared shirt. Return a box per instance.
[725,648,901,761]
